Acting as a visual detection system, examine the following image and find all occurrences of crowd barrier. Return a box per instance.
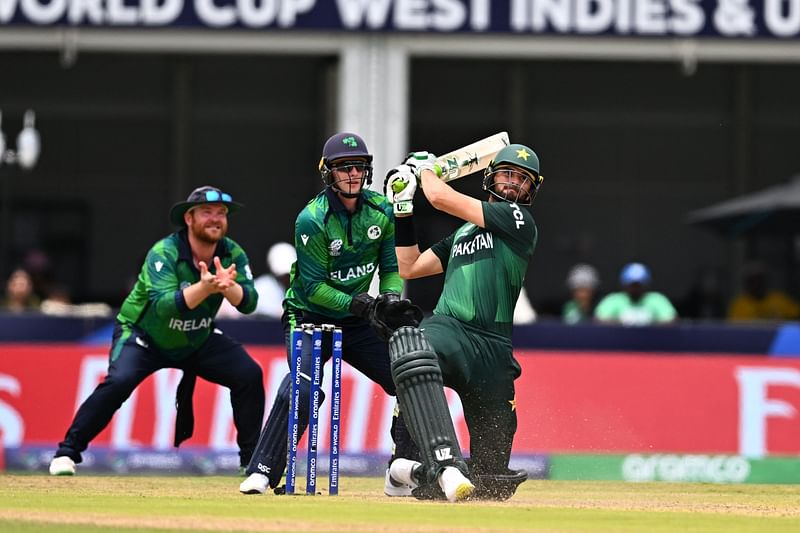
[2,313,799,482]
[2,312,799,355]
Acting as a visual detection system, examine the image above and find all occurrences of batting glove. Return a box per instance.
[405,151,442,179]
[385,164,418,217]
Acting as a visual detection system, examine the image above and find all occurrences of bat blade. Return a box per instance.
[435,131,510,183]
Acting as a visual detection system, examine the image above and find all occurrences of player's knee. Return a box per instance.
[103,371,140,396]
[388,327,442,384]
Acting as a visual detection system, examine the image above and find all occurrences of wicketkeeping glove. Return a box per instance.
[370,293,424,341]
[405,151,442,179]
[385,164,418,217]
[349,292,377,320]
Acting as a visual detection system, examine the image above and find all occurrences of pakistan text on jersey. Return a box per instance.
[169,317,213,332]
[452,232,494,258]
[329,263,376,282]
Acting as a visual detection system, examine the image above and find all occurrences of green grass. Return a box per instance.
[1,475,799,532]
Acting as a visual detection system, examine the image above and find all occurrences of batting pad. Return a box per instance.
[389,327,468,485]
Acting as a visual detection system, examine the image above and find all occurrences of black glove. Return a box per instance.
[349,292,376,319]
[370,293,424,341]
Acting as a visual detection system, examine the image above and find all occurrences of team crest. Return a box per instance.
[329,239,343,256]
[367,225,382,240]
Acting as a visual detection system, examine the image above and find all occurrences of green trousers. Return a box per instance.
[421,314,522,474]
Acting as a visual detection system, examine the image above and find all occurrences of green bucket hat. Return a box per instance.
[169,186,242,226]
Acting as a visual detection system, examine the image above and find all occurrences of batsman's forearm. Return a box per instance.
[421,168,485,227]
[396,245,423,279]
[420,169,451,208]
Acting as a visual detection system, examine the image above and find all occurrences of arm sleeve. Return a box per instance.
[143,246,183,318]
[295,211,354,313]
[378,211,403,294]
[231,242,258,315]
[429,233,455,271]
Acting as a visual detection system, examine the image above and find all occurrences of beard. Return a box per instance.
[497,184,530,204]
[189,218,227,244]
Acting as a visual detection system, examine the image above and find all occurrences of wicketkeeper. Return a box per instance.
[382,144,544,501]
[239,132,421,496]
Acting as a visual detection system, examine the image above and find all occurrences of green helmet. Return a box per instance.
[483,144,543,206]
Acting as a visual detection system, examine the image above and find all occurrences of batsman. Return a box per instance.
[383,143,544,501]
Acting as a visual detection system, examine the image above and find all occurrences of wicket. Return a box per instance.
[286,323,343,495]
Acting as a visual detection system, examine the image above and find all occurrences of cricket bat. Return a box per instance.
[434,131,510,182]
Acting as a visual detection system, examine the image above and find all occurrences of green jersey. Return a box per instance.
[430,201,537,340]
[594,291,677,325]
[116,229,257,360]
[284,188,402,319]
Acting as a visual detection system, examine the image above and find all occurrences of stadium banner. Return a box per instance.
[1,1,800,39]
[1,345,800,473]
[549,454,800,483]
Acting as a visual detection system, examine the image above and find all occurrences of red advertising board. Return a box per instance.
[1,345,799,457]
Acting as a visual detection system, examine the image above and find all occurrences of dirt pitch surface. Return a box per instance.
[2,475,800,532]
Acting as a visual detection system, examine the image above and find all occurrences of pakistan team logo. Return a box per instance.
[367,225,381,240]
[329,239,343,256]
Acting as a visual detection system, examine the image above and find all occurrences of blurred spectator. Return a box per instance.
[254,242,296,318]
[40,283,112,318]
[2,267,40,312]
[594,262,677,326]
[678,267,726,321]
[728,262,800,322]
[562,263,600,324]
[22,248,54,300]
[216,241,296,319]
[513,286,537,324]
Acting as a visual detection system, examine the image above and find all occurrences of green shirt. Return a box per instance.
[430,201,537,340]
[594,291,677,326]
[284,188,402,319]
[116,229,257,359]
[562,299,593,324]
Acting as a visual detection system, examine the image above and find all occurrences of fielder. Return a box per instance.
[49,186,265,475]
[239,132,420,495]
[382,144,544,501]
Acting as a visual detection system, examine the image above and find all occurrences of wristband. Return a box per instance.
[394,215,418,247]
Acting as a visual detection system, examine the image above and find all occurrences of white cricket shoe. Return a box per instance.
[49,456,76,476]
[239,473,269,495]
[388,458,421,490]
[384,469,413,497]
[438,466,474,502]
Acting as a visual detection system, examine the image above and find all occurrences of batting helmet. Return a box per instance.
[318,132,373,197]
[483,144,543,206]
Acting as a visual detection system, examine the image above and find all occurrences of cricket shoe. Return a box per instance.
[239,473,269,495]
[387,458,421,497]
[384,468,413,497]
[49,456,76,476]
[438,466,475,502]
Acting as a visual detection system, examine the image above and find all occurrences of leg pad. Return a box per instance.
[389,327,468,486]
